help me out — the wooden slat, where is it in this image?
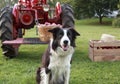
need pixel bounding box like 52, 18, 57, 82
89, 46, 94, 61
94, 56, 120, 62
90, 40, 120, 47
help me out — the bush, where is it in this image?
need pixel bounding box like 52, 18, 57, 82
112, 17, 120, 28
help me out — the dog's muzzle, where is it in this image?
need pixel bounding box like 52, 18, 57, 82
61, 40, 70, 51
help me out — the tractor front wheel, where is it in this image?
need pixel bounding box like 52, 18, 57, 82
0, 6, 18, 58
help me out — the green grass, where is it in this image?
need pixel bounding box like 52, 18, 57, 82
1, 18, 120, 84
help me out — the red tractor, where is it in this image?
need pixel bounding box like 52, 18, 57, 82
0, 0, 74, 58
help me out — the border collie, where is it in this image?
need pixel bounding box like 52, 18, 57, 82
36, 27, 80, 84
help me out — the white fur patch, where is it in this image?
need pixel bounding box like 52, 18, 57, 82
40, 68, 49, 84
60, 30, 70, 47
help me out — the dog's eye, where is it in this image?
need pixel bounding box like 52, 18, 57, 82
59, 32, 63, 36
58, 32, 63, 38
67, 32, 71, 37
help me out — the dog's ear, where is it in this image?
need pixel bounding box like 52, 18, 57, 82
69, 28, 80, 36
48, 27, 61, 33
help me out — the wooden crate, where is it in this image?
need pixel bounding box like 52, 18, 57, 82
89, 40, 120, 61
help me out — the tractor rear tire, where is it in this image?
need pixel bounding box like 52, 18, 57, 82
0, 6, 18, 58
61, 4, 75, 28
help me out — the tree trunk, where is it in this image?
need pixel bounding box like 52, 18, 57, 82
99, 16, 103, 24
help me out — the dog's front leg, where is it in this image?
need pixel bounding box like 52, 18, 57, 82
64, 68, 70, 84
40, 68, 49, 84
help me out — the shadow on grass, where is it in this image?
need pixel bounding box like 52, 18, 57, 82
14, 49, 46, 64
17, 51, 43, 60
12, 45, 48, 63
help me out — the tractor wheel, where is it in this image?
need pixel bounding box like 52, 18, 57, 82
0, 6, 18, 58
61, 4, 75, 28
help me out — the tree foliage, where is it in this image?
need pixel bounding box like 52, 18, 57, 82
112, 0, 120, 28
73, 0, 93, 19
73, 0, 119, 23
59, 0, 73, 5
0, 0, 17, 9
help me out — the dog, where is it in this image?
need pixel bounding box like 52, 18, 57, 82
36, 27, 80, 84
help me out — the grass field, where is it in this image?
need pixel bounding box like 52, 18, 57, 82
1, 18, 120, 84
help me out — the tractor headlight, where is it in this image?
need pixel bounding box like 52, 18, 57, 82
43, 5, 49, 12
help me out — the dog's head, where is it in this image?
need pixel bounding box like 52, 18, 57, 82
48, 27, 80, 51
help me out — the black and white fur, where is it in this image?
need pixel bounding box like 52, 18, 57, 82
36, 27, 80, 84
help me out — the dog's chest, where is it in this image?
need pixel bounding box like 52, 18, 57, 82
48, 52, 72, 83
49, 54, 72, 69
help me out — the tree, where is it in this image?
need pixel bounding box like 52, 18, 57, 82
91, 0, 119, 24
73, 0, 119, 24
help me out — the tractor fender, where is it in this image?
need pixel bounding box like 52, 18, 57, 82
12, 4, 19, 25
55, 2, 62, 17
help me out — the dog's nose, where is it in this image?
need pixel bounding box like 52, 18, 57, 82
63, 40, 68, 45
